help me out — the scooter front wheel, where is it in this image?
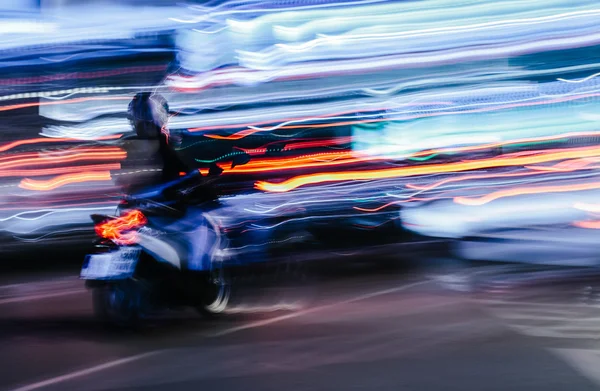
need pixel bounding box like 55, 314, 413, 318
197, 270, 231, 317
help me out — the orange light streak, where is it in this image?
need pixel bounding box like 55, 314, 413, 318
0, 146, 124, 161
19, 171, 112, 191
454, 181, 600, 206
0, 163, 120, 177
406, 171, 544, 192
573, 220, 600, 229
0, 149, 126, 169
255, 145, 600, 192
354, 200, 412, 212
406, 158, 600, 191
204, 128, 265, 140
214, 131, 600, 175
527, 157, 600, 171
408, 130, 600, 158
353, 196, 445, 213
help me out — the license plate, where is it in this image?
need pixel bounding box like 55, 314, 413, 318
80, 247, 141, 279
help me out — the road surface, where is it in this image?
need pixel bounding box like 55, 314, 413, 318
2, 262, 600, 391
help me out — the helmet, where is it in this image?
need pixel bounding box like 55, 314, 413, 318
127, 92, 169, 139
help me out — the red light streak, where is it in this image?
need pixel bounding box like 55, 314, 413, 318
95, 209, 147, 245
0, 65, 167, 86
218, 151, 367, 173
0, 200, 119, 211
0, 96, 129, 113
220, 145, 557, 176
0, 146, 124, 161
282, 137, 353, 150
0, 135, 122, 153
190, 104, 451, 135
191, 92, 600, 138
234, 136, 353, 155
214, 131, 600, 175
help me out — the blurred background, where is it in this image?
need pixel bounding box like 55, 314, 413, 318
4, 0, 600, 390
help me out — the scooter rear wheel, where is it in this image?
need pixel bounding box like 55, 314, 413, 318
93, 280, 146, 328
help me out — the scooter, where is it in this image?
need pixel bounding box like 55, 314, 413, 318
81, 169, 314, 327
80, 170, 235, 327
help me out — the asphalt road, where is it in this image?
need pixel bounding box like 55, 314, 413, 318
2, 263, 600, 391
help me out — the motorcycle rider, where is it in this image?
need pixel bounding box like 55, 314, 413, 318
122, 91, 222, 272
123, 91, 220, 202
128, 91, 186, 182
